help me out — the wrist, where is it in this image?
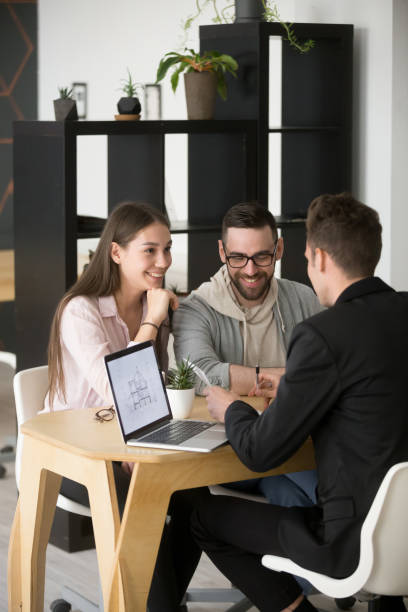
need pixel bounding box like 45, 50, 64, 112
145, 312, 163, 327
140, 321, 159, 331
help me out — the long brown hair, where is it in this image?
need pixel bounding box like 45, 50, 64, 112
48, 202, 170, 407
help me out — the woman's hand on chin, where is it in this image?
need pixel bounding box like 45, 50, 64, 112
146, 288, 179, 326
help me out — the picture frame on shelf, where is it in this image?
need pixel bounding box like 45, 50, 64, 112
72, 82, 87, 119
144, 84, 162, 120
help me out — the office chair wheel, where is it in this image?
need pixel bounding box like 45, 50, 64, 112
50, 599, 72, 612
335, 597, 356, 609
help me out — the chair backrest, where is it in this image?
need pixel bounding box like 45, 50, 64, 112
13, 365, 49, 487
361, 461, 408, 595
0, 351, 16, 371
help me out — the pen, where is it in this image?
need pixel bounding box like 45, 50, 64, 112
256, 364, 260, 390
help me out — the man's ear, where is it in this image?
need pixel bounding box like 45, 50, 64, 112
275, 237, 284, 262
218, 239, 226, 263
111, 242, 121, 264
314, 247, 327, 272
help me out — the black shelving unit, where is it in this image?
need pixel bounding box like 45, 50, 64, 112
13, 119, 257, 370
14, 23, 353, 370
200, 22, 353, 283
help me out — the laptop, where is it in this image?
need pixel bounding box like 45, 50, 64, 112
104, 340, 228, 453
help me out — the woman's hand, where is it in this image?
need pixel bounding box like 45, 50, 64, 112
145, 288, 179, 326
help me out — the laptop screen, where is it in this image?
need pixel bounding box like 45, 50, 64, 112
105, 341, 170, 438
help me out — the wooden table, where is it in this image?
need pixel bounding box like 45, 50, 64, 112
8, 396, 315, 611
0, 249, 14, 302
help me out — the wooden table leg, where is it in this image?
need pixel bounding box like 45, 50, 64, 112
18, 436, 62, 611
8, 499, 21, 611
108, 461, 180, 611
86, 460, 122, 611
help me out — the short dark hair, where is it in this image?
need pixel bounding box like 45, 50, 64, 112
222, 202, 278, 243
306, 193, 382, 278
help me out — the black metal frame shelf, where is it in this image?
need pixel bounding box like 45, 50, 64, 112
13, 119, 257, 369
13, 22, 353, 370
77, 215, 307, 240
268, 126, 341, 133
200, 21, 353, 284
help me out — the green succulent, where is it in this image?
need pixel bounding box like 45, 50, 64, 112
58, 87, 74, 99
167, 359, 196, 390
120, 69, 143, 98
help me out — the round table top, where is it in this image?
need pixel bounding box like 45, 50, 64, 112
21, 395, 267, 464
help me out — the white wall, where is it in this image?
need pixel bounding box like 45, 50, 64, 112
390, 0, 408, 290
39, 0, 408, 289
293, 0, 407, 288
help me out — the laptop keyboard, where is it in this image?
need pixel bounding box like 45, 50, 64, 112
138, 420, 214, 445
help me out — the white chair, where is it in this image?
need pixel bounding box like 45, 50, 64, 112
0, 351, 17, 474
262, 462, 408, 611
14, 366, 100, 612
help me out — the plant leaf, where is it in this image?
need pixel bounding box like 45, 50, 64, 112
156, 55, 183, 83
170, 63, 186, 92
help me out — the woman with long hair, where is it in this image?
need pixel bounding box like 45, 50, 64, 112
47, 201, 177, 412
46, 201, 208, 611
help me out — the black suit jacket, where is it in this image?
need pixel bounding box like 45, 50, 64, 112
225, 277, 408, 577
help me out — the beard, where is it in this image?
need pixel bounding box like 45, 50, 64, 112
229, 269, 272, 302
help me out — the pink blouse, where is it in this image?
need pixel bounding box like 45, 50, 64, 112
44, 294, 169, 412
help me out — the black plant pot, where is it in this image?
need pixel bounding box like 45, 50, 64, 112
235, 0, 265, 22
53, 98, 78, 121
117, 96, 141, 115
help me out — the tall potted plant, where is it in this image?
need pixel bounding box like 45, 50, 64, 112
156, 48, 238, 119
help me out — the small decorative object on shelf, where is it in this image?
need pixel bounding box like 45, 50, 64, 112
115, 69, 143, 121
71, 82, 87, 119
53, 87, 78, 121
234, 0, 264, 22
166, 359, 196, 419
144, 83, 162, 120
156, 48, 238, 119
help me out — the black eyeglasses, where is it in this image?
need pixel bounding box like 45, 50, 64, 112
223, 241, 278, 269
94, 406, 115, 423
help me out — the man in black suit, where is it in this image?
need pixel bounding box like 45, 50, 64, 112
192, 193, 408, 612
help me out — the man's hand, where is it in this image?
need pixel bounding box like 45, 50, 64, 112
203, 386, 240, 423
248, 371, 283, 408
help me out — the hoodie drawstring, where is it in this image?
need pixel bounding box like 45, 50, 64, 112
276, 297, 286, 333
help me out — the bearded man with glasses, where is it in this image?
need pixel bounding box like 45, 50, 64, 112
172, 202, 322, 517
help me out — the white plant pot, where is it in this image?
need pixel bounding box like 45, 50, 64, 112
166, 387, 195, 419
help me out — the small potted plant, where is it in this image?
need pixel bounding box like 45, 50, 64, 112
156, 48, 238, 120
53, 87, 78, 121
115, 69, 143, 120
166, 359, 196, 419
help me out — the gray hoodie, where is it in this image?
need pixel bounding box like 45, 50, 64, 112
172, 265, 323, 393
